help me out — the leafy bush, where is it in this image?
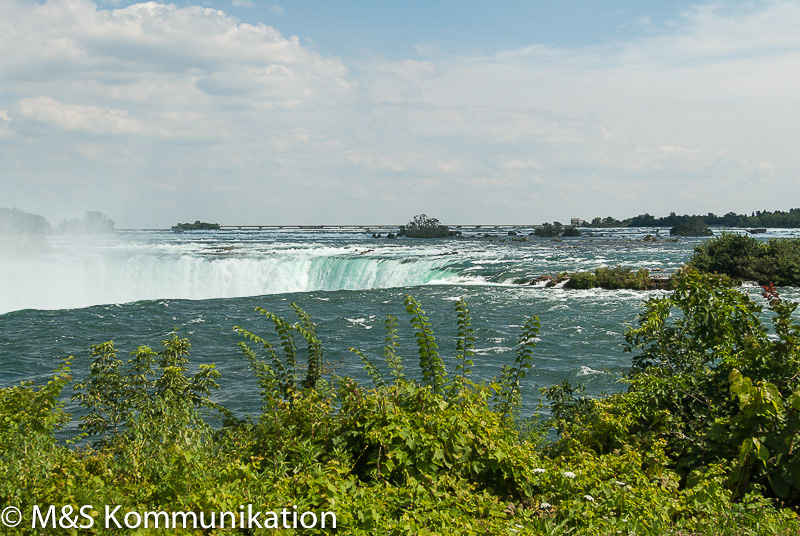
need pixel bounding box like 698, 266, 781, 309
552, 269, 800, 507
689, 232, 800, 285
72, 336, 223, 441
595, 266, 650, 289
565, 271, 597, 289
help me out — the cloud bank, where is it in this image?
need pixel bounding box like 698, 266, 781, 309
1, 0, 798, 226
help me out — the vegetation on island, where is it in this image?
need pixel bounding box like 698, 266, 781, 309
2, 273, 799, 534
522, 266, 671, 291
564, 266, 662, 290
534, 221, 581, 237
669, 217, 713, 236
687, 232, 800, 286
398, 214, 454, 238
171, 220, 221, 231
583, 208, 800, 229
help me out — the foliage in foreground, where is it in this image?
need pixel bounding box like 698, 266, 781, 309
1, 276, 799, 534
549, 270, 800, 506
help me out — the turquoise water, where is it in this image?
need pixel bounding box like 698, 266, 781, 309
2, 227, 798, 421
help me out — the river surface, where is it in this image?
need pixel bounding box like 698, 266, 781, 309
2, 226, 798, 422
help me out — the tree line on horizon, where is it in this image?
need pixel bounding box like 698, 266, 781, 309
582, 208, 800, 228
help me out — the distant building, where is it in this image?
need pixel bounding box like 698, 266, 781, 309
570, 218, 584, 227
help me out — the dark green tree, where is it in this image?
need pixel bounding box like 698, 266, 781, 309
399, 214, 451, 238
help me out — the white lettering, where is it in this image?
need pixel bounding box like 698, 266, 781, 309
172, 511, 197, 528
144, 510, 169, 528
264, 511, 279, 529
78, 505, 94, 529
124, 511, 141, 528
300, 511, 317, 529
322, 511, 337, 528
247, 504, 262, 529
105, 505, 122, 528
31, 505, 56, 528
219, 511, 235, 528
198, 511, 216, 529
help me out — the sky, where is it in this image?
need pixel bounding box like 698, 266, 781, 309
1, 0, 799, 228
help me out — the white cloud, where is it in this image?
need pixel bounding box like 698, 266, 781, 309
502, 159, 542, 170
1, 0, 799, 226
1, 0, 350, 110
435, 159, 462, 173
0, 110, 15, 140
17, 96, 145, 135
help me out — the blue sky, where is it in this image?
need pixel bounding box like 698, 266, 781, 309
1, 0, 798, 227
223, 1, 697, 56
103, 1, 699, 56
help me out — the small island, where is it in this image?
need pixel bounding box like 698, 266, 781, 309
534, 221, 581, 237
171, 221, 221, 231
398, 214, 456, 238
669, 217, 712, 236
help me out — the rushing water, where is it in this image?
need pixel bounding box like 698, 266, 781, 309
2, 226, 798, 421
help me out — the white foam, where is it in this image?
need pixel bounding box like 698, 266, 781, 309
475, 346, 513, 355
0, 235, 487, 313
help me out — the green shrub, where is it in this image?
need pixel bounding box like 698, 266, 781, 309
689, 232, 800, 285
171, 220, 220, 231
670, 217, 713, 236
554, 269, 800, 507
535, 221, 580, 237
398, 214, 452, 238
595, 266, 647, 289
564, 266, 652, 290
561, 226, 581, 237
566, 271, 597, 289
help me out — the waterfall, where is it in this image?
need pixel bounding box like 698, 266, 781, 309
0, 247, 474, 313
